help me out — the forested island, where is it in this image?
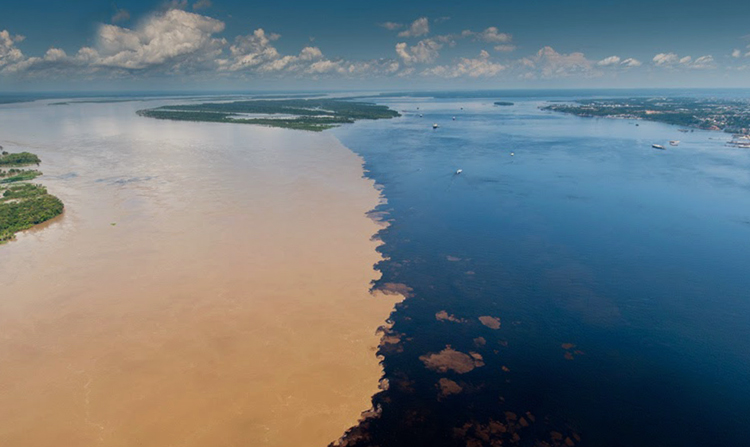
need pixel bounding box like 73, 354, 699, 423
542, 97, 750, 135
494, 101, 514, 106
0, 149, 63, 243
137, 98, 400, 131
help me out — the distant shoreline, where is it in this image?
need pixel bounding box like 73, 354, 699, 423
136, 98, 401, 132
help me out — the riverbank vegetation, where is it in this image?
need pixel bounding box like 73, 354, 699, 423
0, 151, 41, 166
0, 151, 63, 243
1, 169, 42, 183
137, 98, 400, 131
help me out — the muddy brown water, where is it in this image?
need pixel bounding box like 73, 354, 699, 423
0, 99, 399, 447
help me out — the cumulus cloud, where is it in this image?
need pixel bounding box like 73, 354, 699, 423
423, 50, 505, 78
0, 30, 25, 70
222, 28, 281, 71
596, 55, 621, 66
398, 17, 429, 38
94, 9, 226, 70
2, 8, 402, 81
4, 8, 717, 84
653, 52, 679, 66
732, 48, 742, 58
462, 27, 512, 44
395, 38, 443, 64
597, 55, 641, 68
193, 0, 212, 10
379, 22, 403, 31
691, 55, 714, 69
653, 52, 714, 69
520, 46, 593, 78
112, 8, 131, 23
220, 28, 399, 78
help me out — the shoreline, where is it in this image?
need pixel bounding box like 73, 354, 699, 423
0, 108, 404, 447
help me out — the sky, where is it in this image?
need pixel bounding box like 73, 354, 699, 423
1, 0, 750, 91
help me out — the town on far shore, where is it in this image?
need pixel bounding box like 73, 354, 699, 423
543, 97, 750, 147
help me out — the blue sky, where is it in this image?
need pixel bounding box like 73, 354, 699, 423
1, 0, 749, 90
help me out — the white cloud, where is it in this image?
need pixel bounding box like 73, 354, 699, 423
95, 9, 226, 70
112, 8, 131, 23
597, 55, 641, 68
652, 52, 714, 69
395, 38, 442, 64
221, 28, 398, 78
398, 17, 429, 38
299, 46, 323, 61
732, 48, 742, 58
423, 50, 505, 78
597, 55, 621, 66
653, 52, 679, 66
379, 22, 403, 31
520, 46, 594, 78
193, 0, 212, 10
4, 8, 725, 84
0, 30, 25, 69
691, 55, 714, 69
223, 28, 281, 71
44, 48, 67, 62
463, 27, 512, 44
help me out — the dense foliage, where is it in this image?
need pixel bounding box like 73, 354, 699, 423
0, 170, 42, 183
0, 152, 64, 243
137, 98, 400, 131
0, 152, 41, 166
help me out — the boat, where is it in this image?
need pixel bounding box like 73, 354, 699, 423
419, 114, 423, 117
669, 140, 680, 146
652, 144, 665, 150
433, 123, 439, 129
452, 116, 456, 121
455, 169, 462, 174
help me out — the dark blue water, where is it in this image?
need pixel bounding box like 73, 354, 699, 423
332, 95, 750, 447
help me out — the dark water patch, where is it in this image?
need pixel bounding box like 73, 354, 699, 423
332, 95, 750, 447
53, 172, 78, 180
94, 176, 154, 185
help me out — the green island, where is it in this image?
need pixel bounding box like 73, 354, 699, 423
136, 98, 400, 131
0, 150, 64, 243
494, 101, 515, 106
542, 97, 750, 135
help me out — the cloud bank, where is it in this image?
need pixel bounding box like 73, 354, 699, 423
0, 9, 734, 85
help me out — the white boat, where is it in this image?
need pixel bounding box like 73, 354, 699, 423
652, 144, 665, 150
669, 140, 680, 146
455, 169, 462, 174
433, 123, 439, 129
419, 114, 423, 117
452, 116, 456, 121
